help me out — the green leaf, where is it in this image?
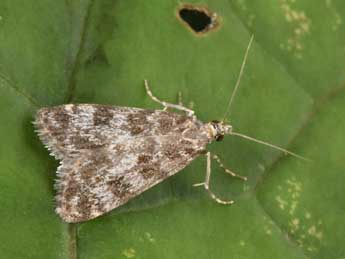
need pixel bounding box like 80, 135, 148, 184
0, 0, 344, 258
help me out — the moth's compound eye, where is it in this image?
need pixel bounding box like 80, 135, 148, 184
215, 134, 224, 142
211, 120, 220, 124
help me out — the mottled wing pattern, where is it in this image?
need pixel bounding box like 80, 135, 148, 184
35, 104, 210, 222
54, 135, 206, 222
35, 104, 175, 159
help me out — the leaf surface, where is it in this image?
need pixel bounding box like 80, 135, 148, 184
0, 0, 344, 258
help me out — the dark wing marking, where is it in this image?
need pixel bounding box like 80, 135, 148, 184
34, 104, 194, 160
56, 133, 208, 223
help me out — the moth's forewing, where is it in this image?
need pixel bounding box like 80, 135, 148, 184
35, 104, 209, 222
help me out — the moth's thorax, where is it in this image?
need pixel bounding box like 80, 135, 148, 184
205, 120, 232, 142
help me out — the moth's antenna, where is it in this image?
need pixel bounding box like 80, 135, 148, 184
223, 35, 254, 122
230, 131, 311, 162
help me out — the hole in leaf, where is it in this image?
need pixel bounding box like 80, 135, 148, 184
177, 5, 218, 34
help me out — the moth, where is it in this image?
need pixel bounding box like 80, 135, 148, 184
34, 36, 305, 223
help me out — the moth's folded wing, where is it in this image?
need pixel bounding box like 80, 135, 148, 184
34, 104, 115, 159
56, 135, 206, 223
34, 104, 190, 160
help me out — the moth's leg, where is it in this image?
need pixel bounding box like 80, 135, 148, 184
178, 91, 183, 106
212, 154, 247, 181
178, 91, 195, 110
193, 152, 234, 205
144, 79, 195, 117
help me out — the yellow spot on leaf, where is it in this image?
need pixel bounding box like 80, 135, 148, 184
308, 225, 323, 240
122, 248, 136, 258
145, 232, 156, 243
276, 195, 288, 210
279, 0, 311, 58
325, 0, 343, 31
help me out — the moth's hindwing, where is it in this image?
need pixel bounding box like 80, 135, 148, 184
35, 104, 209, 222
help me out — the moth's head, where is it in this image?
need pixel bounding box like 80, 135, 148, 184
208, 120, 233, 142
